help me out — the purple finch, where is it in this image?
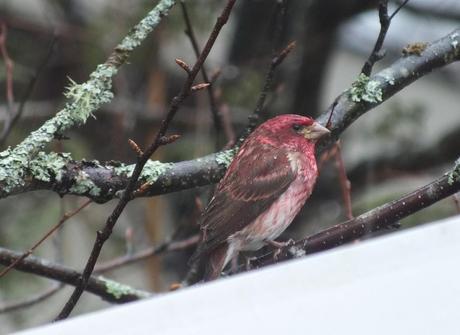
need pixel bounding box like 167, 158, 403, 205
188, 114, 329, 282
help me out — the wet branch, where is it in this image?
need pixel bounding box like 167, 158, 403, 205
55, 0, 237, 320
0, 247, 150, 304
254, 163, 460, 266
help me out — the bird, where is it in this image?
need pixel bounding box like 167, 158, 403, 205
187, 114, 330, 283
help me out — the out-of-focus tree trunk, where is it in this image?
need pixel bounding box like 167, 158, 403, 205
291, 0, 377, 116
227, 0, 376, 118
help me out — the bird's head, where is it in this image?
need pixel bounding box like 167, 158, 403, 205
255, 114, 330, 151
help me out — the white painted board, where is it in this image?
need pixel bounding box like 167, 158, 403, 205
16, 215, 460, 335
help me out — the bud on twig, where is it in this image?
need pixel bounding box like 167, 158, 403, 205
272, 41, 296, 67
159, 134, 181, 146
133, 181, 151, 197
191, 82, 210, 92
175, 58, 191, 74
128, 139, 143, 156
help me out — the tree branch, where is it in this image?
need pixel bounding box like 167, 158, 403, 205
0, 37, 56, 147
0, 247, 150, 303
180, 1, 224, 146
0, 283, 63, 313
0, 0, 176, 198
317, 28, 460, 148
253, 159, 460, 267
55, 0, 237, 320
1, 29, 458, 202
360, 0, 408, 76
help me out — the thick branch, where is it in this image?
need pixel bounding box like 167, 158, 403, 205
55, 0, 237, 320
1, 30, 459, 201
317, 28, 460, 147
0, 0, 176, 197
254, 161, 460, 266
0, 247, 150, 303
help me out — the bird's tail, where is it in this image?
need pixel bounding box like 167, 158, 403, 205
182, 248, 205, 286
182, 244, 228, 286
203, 244, 228, 281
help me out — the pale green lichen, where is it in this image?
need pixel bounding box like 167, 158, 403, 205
117, 0, 175, 51
0, 0, 176, 197
0, 148, 28, 194
113, 160, 172, 184
63, 75, 114, 124
349, 73, 383, 103
28, 152, 72, 182
447, 158, 460, 185
215, 148, 236, 167
69, 170, 102, 197
100, 277, 151, 300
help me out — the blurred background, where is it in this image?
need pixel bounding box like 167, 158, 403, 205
0, 0, 459, 332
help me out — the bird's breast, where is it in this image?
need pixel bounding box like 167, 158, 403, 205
230, 151, 318, 251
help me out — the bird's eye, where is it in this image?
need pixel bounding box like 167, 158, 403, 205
292, 124, 302, 132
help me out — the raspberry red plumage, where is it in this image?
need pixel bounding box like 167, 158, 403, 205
189, 114, 329, 281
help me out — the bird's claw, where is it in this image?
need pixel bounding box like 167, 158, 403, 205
266, 239, 295, 261
266, 238, 295, 249
245, 256, 258, 271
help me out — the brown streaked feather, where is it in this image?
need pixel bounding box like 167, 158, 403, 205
191, 143, 296, 262
203, 244, 229, 281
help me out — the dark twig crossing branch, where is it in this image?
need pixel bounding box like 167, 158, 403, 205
180, 1, 225, 146
2, 29, 459, 202
242, 40, 296, 142
361, 0, 410, 76
55, 0, 237, 320
0, 199, 92, 279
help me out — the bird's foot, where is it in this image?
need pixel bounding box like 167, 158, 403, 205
245, 256, 258, 271
231, 256, 239, 274
266, 239, 295, 260
266, 238, 295, 249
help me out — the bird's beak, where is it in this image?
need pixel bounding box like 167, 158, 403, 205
301, 122, 330, 140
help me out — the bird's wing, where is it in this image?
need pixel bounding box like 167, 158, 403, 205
197, 143, 296, 257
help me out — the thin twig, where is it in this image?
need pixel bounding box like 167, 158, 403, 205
2, 29, 460, 202
55, 0, 237, 320
390, 0, 411, 20
242, 40, 296, 142
333, 142, 353, 219
0, 23, 14, 113
95, 234, 199, 273
180, 1, 225, 147
360, 0, 411, 76
240, 0, 291, 139
0, 283, 64, 314
0, 37, 56, 146
0, 199, 92, 278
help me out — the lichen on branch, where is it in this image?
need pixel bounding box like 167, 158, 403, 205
0, 0, 176, 197
349, 73, 383, 103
